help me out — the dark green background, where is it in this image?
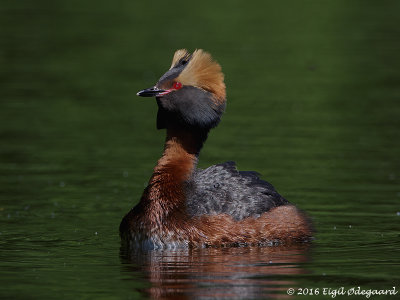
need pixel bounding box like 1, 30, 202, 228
1, 0, 399, 299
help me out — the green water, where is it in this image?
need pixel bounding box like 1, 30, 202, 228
1, 0, 399, 299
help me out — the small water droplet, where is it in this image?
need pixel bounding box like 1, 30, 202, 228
349, 225, 352, 229
51, 212, 55, 218
59, 181, 65, 187
24, 205, 30, 210
95, 232, 98, 235
396, 212, 400, 216
322, 273, 326, 276
333, 226, 336, 230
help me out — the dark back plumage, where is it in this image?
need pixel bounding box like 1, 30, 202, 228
186, 161, 288, 221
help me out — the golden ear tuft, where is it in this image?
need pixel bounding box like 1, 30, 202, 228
174, 49, 226, 103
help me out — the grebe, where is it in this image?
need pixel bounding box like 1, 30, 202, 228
120, 49, 312, 249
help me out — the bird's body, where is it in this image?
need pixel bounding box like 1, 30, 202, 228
120, 49, 312, 250
187, 161, 289, 221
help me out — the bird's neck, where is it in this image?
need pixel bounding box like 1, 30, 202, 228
163, 125, 208, 161
143, 126, 209, 209
155, 130, 201, 181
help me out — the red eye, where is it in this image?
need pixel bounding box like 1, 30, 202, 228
173, 82, 182, 90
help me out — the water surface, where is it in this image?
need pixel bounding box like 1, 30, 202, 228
1, 0, 399, 299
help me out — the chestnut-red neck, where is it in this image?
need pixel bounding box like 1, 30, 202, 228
141, 127, 208, 218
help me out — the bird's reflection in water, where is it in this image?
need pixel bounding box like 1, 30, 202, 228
120, 244, 311, 299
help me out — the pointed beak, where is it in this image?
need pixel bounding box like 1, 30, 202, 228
137, 86, 168, 97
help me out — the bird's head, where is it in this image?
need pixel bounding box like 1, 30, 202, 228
137, 49, 226, 130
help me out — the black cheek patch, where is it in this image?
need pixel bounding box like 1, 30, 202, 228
156, 98, 168, 129
177, 88, 225, 130
155, 87, 226, 131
